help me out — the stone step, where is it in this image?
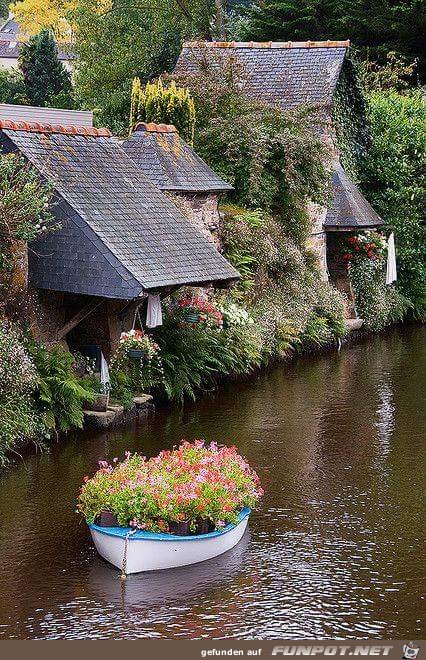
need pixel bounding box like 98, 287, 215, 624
345, 318, 364, 331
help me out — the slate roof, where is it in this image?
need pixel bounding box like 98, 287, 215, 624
0, 120, 239, 298
324, 164, 383, 230
175, 40, 349, 110
122, 122, 233, 193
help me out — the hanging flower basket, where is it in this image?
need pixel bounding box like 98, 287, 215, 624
118, 330, 160, 361
177, 294, 223, 328
185, 311, 200, 324
127, 348, 147, 359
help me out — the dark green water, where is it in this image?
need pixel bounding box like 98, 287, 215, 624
0, 326, 424, 639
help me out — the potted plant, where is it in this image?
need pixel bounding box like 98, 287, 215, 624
96, 509, 119, 527
341, 230, 386, 265
81, 375, 110, 412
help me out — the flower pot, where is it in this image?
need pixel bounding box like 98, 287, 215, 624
195, 518, 215, 535
185, 311, 200, 324
85, 393, 109, 413
96, 509, 119, 527
168, 520, 191, 536
127, 348, 146, 359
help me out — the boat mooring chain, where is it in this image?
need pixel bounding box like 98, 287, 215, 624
121, 528, 137, 580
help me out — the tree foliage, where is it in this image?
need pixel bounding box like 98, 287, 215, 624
0, 153, 56, 313
235, 0, 425, 80
361, 91, 426, 316
71, 0, 215, 133
10, 0, 74, 39
0, 69, 28, 105
130, 78, 195, 143
19, 29, 74, 107
174, 54, 330, 245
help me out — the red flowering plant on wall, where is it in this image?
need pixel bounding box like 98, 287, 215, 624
176, 290, 223, 328
341, 230, 386, 264
78, 440, 263, 534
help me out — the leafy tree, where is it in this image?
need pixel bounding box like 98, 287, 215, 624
238, 0, 340, 42
19, 29, 74, 107
0, 0, 9, 18
130, 77, 195, 142
0, 69, 28, 105
237, 0, 425, 80
0, 153, 56, 313
10, 0, 74, 39
71, 0, 216, 133
361, 91, 426, 316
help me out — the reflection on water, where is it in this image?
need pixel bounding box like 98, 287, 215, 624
0, 326, 424, 639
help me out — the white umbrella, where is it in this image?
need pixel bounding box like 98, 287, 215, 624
386, 232, 397, 285
100, 352, 110, 393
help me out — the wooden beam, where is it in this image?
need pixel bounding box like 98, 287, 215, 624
55, 299, 104, 341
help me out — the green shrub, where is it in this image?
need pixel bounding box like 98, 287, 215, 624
28, 343, 98, 434
174, 56, 330, 245
0, 320, 45, 465
361, 90, 426, 317
349, 257, 412, 331
130, 77, 195, 143
109, 370, 134, 410
0, 68, 28, 105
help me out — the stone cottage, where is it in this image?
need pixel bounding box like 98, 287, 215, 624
175, 40, 383, 289
122, 122, 233, 246
0, 104, 239, 358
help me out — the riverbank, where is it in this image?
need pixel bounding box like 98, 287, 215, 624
0, 318, 415, 470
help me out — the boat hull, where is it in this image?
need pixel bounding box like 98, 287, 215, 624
89, 508, 250, 574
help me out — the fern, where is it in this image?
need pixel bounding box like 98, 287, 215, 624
28, 343, 98, 434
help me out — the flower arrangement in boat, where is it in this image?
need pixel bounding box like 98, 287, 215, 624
78, 440, 263, 535
177, 293, 223, 328
341, 230, 386, 263
118, 329, 160, 359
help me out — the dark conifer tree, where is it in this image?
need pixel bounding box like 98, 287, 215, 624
19, 30, 73, 108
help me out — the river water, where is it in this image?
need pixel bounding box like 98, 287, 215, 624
0, 326, 424, 640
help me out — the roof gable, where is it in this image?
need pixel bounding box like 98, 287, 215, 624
122, 122, 233, 193
175, 40, 349, 110
324, 164, 383, 229
1, 123, 238, 296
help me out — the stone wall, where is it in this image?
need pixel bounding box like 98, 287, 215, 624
170, 191, 222, 248
307, 201, 328, 280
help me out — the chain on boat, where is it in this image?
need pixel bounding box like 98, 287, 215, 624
121, 528, 137, 579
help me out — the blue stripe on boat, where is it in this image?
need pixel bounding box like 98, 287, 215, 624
89, 507, 251, 541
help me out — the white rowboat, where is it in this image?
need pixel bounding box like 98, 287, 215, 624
89, 508, 251, 574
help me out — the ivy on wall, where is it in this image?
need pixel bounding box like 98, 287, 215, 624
332, 56, 371, 181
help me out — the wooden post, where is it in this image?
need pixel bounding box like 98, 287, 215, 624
54, 299, 104, 341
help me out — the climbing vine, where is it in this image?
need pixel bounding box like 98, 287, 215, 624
332, 56, 370, 181
0, 153, 57, 312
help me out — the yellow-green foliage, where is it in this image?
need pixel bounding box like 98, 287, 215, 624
130, 77, 195, 143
